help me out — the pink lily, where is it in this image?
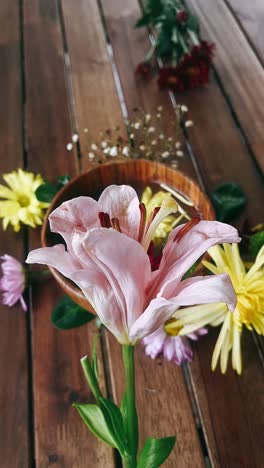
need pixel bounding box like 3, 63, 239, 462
26, 185, 240, 344
45, 184, 178, 253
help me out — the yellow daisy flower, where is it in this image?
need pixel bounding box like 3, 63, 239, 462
141, 186, 185, 244
0, 169, 49, 232
173, 243, 264, 375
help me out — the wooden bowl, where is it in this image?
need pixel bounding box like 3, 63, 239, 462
41, 160, 215, 311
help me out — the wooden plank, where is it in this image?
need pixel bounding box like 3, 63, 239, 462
0, 2, 30, 467
185, 0, 264, 173
23, 0, 114, 466
225, 0, 264, 64
100, 0, 264, 466
60, 0, 126, 169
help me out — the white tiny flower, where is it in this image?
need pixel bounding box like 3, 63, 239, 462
176, 150, 184, 157
66, 143, 73, 151
168, 137, 173, 142
88, 152, 95, 159
161, 151, 170, 158
157, 106, 163, 112
122, 146, 129, 157
175, 142, 181, 149
83, 128, 88, 133
159, 134, 164, 140
148, 127, 155, 133
145, 114, 151, 122
139, 145, 145, 151
156, 113, 161, 118
130, 133, 135, 139
151, 140, 157, 145
91, 143, 98, 150
101, 141, 107, 148
181, 105, 188, 113
109, 146, 118, 157
72, 133, 79, 143
103, 147, 110, 154
134, 122, 140, 129
171, 161, 178, 168
185, 120, 194, 128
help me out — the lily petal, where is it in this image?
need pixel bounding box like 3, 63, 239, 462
82, 228, 151, 333
49, 196, 100, 247
26, 245, 81, 278
172, 274, 237, 311
130, 297, 177, 343
72, 269, 126, 344
154, 221, 240, 298
98, 185, 140, 239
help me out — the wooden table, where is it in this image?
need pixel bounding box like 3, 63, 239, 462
1, 0, 264, 466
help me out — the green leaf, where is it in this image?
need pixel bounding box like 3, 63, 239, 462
187, 15, 199, 32
210, 183, 246, 222
182, 260, 199, 279
99, 397, 128, 455
92, 336, 100, 381
51, 295, 94, 330
74, 403, 117, 448
120, 391, 127, 424
35, 182, 57, 203
156, 28, 173, 57
57, 174, 70, 188
135, 14, 152, 28
146, 0, 163, 17
137, 436, 176, 468
249, 231, 264, 258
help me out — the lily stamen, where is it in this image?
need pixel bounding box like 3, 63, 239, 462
173, 216, 200, 243
111, 217, 122, 232
142, 198, 178, 251
99, 211, 111, 228
138, 203, 147, 243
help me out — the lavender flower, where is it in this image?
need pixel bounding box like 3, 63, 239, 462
0, 255, 27, 311
142, 325, 207, 365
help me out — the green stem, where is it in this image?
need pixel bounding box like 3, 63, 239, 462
122, 345, 138, 468
145, 41, 156, 62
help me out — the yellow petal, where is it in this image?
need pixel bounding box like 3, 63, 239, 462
0, 184, 17, 200
232, 323, 242, 374
0, 200, 20, 217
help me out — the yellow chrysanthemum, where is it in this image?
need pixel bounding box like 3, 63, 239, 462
173, 243, 264, 375
0, 169, 49, 232
141, 186, 182, 244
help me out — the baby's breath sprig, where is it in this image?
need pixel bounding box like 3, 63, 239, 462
66, 105, 194, 168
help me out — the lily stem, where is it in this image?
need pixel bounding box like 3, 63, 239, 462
122, 345, 138, 468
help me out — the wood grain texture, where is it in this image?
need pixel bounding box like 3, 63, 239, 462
23, 0, 113, 465
185, 0, 264, 173
60, 0, 126, 169
225, 0, 264, 64
0, 2, 29, 467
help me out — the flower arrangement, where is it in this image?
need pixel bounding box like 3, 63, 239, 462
135, 0, 215, 91
26, 184, 240, 466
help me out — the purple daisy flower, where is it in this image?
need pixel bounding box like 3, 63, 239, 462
142, 325, 207, 365
0, 255, 27, 311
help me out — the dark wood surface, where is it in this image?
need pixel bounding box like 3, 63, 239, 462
0, 0, 263, 467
